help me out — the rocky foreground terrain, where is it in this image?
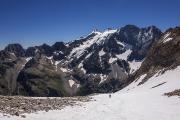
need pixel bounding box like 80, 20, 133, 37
0, 95, 91, 117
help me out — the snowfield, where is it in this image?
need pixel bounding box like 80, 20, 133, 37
1, 66, 180, 120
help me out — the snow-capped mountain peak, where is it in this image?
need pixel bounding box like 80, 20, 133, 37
68, 29, 117, 59
0, 25, 165, 96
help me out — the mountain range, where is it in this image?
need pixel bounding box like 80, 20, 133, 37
0, 25, 179, 97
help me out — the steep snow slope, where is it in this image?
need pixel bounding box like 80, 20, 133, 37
2, 66, 180, 120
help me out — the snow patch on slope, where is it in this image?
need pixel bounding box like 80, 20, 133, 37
46, 56, 53, 64
164, 38, 173, 43
163, 32, 173, 43
60, 67, 68, 72
68, 80, 75, 87
116, 41, 125, 47
123, 66, 180, 94
108, 49, 132, 64
116, 49, 132, 60
128, 60, 142, 73
78, 62, 86, 73
69, 33, 101, 59
68, 79, 80, 88
69, 29, 117, 59
25, 57, 32, 62
109, 57, 117, 64
99, 49, 106, 56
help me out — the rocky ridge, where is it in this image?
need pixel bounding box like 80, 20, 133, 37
0, 25, 163, 96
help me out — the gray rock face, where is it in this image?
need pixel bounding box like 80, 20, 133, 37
0, 25, 163, 96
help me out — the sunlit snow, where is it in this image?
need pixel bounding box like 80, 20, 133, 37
69, 29, 117, 59
163, 32, 173, 43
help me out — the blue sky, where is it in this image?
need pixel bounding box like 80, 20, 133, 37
0, 0, 179, 49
